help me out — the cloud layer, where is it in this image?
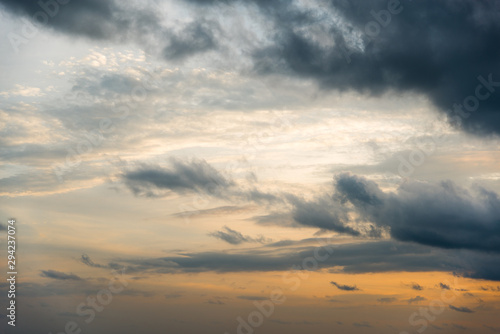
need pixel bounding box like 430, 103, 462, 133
3, 0, 500, 135
335, 173, 500, 253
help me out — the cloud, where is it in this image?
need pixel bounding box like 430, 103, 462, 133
290, 196, 361, 236
209, 226, 271, 245
0, 0, 221, 61
80, 254, 124, 271
0, 223, 6, 232
334, 173, 500, 253
449, 305, 474, 313
81, 254, 107, 268
124, 160, 361, 236
40, 270, 82, 281
377, 297, 397, 303
164, 293, 183, 299
122, 159, 233, 197
330, 281, 360, 291
439, 283, 451, 290
4, 0, 499, 136
237, 295, 267, 301
248, 0, 500, 136
95, 239, 500, 281
162, 20, 218, 60
0, 0, 159, 40
410, 283, 424, 291
406, 296, 427, 304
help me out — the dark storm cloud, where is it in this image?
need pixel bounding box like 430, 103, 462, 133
40, 270, 82, 281
334, 173, 500, 253
248, 0, 500, 136
449, 305, 474, 313
209, 226, 270, 245
330, 281, 360, 291
4, 0, 499, 135
122, 159, 233, 197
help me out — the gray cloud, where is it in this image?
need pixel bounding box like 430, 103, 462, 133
209, 226, 270, 245
248, 0, 500, 136
40, 270, 82, 281
449, 305, 474, 313
0, 0, 163, 43
80, 254, 124, 271
162, 20, 218, 60
330, 281, 359, 291
122, 159, 233, 198
334, 173, 500, 253
0, 0, 218, 61
410, 283, 424, 291
120, 166, 500, 280
95, 239, 500, 281
124, 160, 362, 236
439, 283, 451, 290
290, 196, 360, 236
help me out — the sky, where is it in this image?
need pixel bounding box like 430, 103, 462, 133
1, 0, 500, 333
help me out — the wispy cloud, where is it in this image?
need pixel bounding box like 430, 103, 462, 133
330, 281, 360, 291
209, 226, 271, 245
449, 305, 475, 313
40, 270, 82, 281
